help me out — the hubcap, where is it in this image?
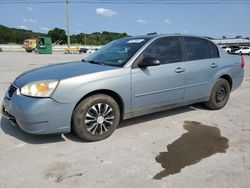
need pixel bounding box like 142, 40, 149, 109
97, 116, 104, 124
215, 86, 226, 103
85, 103, 114, 135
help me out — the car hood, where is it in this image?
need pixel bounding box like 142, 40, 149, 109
13, 61, 117, 88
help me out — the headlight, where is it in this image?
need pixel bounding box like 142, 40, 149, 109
20, 80, 59, 98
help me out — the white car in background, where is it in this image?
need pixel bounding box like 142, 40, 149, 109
221, 46, 231, 53
235, 46, 250, 56
87, 49, 97, 53
221, 45, 240, 54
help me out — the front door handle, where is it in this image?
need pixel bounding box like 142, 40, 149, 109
175, 67, 185, 73
210, 63, 218, 68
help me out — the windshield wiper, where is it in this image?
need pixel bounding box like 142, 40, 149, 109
81, 59, 101, 65
88, 60, 107, 66
82, 59, 114, 67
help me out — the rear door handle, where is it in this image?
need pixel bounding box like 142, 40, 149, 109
210, 63, 218, 68
175, 67, 185, 73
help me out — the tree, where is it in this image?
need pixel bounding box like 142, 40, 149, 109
147, 32, 157, 35
48, 28, 67, 43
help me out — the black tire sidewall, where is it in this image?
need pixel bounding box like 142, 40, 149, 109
72, 94, 120, 141
208, 79, 230, 110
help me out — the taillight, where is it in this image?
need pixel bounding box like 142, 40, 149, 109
241, 56, 245, 68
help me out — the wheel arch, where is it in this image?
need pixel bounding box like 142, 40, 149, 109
219, 74, 233, 90
73, 89, 125, 120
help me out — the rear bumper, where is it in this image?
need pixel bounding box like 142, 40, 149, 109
232, 69, 244, 92
1, 92, 75, 135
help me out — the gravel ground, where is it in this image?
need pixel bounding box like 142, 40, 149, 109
0, 52, 250, 188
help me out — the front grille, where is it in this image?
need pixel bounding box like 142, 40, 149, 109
8, 84, 17, 98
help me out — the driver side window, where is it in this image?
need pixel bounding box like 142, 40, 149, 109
143, 37, 182, 65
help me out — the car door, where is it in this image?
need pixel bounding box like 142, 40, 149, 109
182, 37, 220, 102
131, 37, 186, 113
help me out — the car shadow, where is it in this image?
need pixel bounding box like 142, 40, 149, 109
119, 105, 201, 129
64, 104, 203, 143
0, 117, 65, 144
0, 103, 205, 144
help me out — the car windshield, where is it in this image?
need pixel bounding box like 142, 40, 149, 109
85, 37, 150, 67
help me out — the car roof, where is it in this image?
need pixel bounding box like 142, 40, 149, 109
127, 34, 207, 39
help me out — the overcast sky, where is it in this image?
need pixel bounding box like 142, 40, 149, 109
0, 2, 249, 38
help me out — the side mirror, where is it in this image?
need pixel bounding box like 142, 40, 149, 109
138, 57, 160, 68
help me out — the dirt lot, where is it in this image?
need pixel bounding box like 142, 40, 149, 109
0, 52, 250, 188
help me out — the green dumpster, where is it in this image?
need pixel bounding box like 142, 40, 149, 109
36, 37, 52, 54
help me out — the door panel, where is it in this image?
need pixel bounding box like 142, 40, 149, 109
182, 37, 220, 102
131, 63, 185, 112
130, 36, 186, 113
183, 59, 219, 102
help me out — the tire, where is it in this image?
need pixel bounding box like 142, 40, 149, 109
205, 78, 230, 110
72, 94, 120, 141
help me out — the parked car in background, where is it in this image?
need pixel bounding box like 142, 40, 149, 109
229, 46, 241, 54
86, 49, 96, 53
2, 35, 244, 141
235, 46, 250, 56
221, 45, 231, 53
79, 47, 88, 53
221, 45, 240, 54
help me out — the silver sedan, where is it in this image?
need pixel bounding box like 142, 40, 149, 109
2, 35, 244, 141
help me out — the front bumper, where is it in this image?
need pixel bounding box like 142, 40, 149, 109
2, 91, 75, 135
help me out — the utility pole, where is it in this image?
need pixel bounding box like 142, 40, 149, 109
66, 0, 70, 48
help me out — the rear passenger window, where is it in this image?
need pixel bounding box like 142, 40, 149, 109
143, 37, 182, 64
208, 42, 219, 58
184, 37, 210, 61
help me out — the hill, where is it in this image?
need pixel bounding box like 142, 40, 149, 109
0, 24, 128, 45
0, 25, 46, 44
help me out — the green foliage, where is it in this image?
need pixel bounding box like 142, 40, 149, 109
147, 32, 157, 35
72, 31, 128, 45
0, 24, 129, 45
48, 28, 67, 43
0, 25, 46, 44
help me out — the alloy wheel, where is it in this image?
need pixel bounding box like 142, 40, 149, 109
85, 103, 114, 135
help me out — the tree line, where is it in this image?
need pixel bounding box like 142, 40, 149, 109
1, 24, 249, 45
0, 24, 128, 45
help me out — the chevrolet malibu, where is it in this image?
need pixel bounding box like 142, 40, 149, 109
2, 35, 244, 141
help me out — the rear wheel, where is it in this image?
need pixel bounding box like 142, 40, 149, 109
72, 94, 120, 141
205, 78, 230, 110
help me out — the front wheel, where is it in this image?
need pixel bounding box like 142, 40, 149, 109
72, 94, 120, 141
205, 78, 230, 110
